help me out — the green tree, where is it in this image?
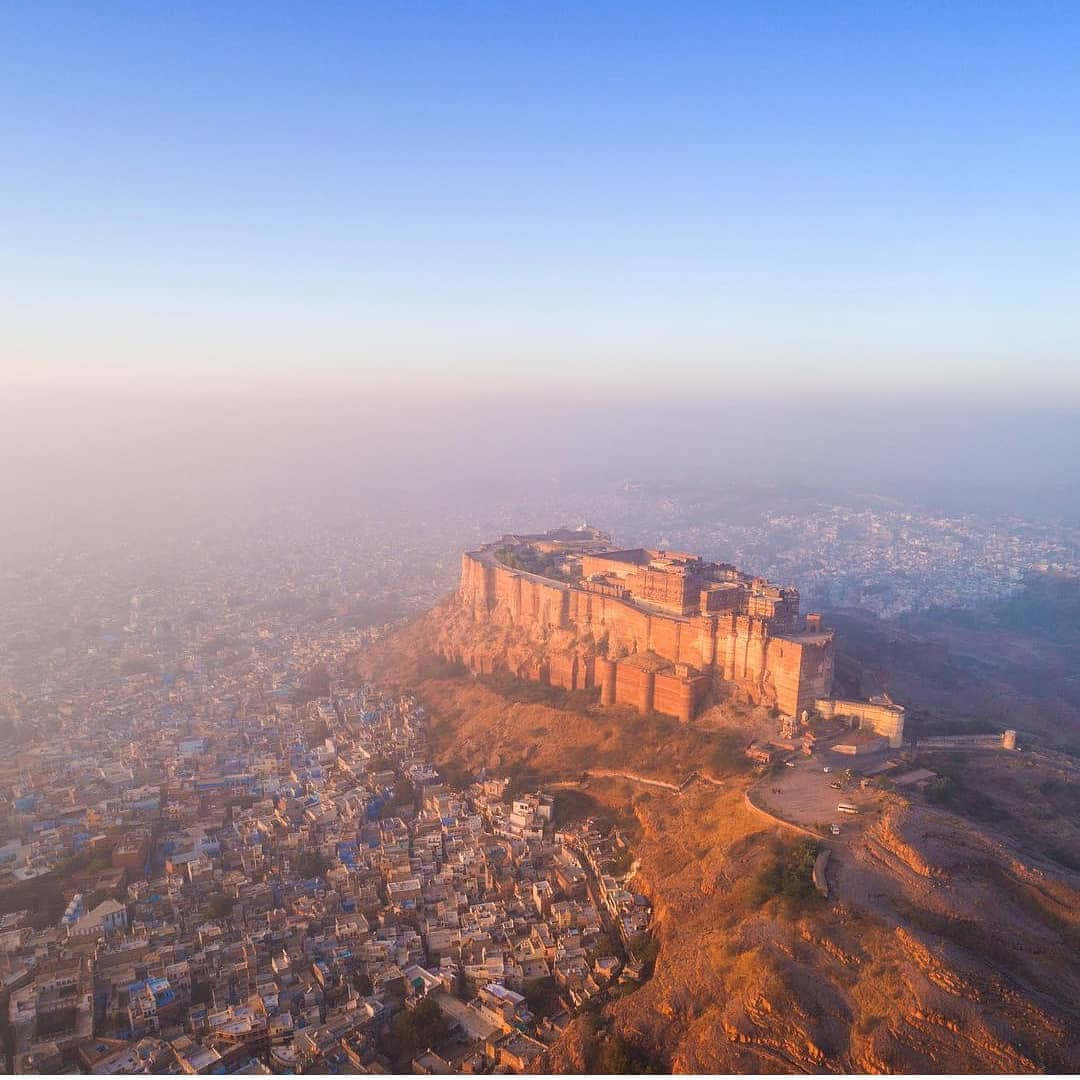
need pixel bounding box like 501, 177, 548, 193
305, 719, 330, 748
293, 851, 331, 879
394, 775, 417, 807
631, 932, 660, 973
595, 1033, 660, 1074
607, 847, 633, 876
710, 732, 746, 774
206, 892, 234, 919
392, 997, 449, 1058
748, 839, 820, 910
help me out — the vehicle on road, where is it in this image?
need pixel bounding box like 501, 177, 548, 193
823, 766, 832, 773
829, 824, 841, 835
837, 802, 858, 814
784, 761, 795, 768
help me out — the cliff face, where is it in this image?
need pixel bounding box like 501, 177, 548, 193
349, 614, 1080, 1075
437, 586, 601, 690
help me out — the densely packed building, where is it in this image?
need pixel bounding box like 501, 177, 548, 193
0, 683, 648, 1074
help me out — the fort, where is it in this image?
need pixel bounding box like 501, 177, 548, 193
448, 526, 836, 722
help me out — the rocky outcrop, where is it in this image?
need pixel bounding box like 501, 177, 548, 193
867, 805, 947, 879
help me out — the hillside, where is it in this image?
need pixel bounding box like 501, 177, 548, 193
348, 603, 1080, 1073
831, 573, 1080, 750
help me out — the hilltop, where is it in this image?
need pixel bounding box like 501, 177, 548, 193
347, 602, 1080, 1073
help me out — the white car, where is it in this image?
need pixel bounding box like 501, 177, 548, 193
823, 766, 832, 774
829, 824, 840, 835
785, 761, 796, 768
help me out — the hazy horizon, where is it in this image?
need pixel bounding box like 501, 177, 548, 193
4, 2, 1080, 589
3, 386, 1079, 553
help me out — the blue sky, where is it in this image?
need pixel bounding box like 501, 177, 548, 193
3, 1, 1078, 399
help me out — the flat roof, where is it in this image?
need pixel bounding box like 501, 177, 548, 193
583, 548, 651, 565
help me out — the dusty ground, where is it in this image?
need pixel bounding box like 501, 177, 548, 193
749, 752, 887, 832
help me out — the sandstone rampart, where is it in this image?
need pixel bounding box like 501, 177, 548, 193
450, 545, 835, 721
815, 697, 905, 747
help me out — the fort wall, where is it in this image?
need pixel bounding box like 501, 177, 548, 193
457, 550, 835, 722
815, 697, 904, 748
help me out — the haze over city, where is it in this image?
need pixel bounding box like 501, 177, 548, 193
2, 3, 1080, 1077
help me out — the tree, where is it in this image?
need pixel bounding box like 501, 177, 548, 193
710, 732, 746, 774
747, 839, 820, 910
392, 997, 449, 1059
305, 719, 330, 748
206, 892, 234, 919
119, 655, 155, 676
304, 663, 332, 698
594, 1033, 660, 1074
607, 847, 633, 876
522, 978, 562, 1019
631, 932, 660, 973
394, 776, 417, 808
588, 931, 619, 959
85, 887, 112, 911
293, 851, 331, 880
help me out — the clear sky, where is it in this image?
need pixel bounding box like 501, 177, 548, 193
2, 1, 1079, 401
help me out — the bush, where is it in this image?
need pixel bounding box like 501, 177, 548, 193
710, 732, 747, 775
748, 839, 820, 910
594, 1033, 662, 1074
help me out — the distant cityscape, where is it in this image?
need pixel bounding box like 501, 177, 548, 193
0, 471, 1077, 1072
4, 483, 1079, 741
